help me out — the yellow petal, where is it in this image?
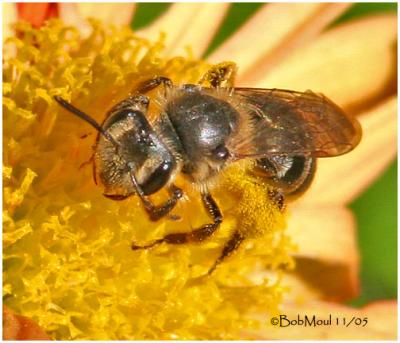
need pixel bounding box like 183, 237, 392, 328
299, 96, 397, 205
287, 204, 358, 268
243, 300, 397, 339
3, 3, 17, 40
58, 3, 92, 37
59, 3, 135, 36
76, 3, 136, 26
247, 14, 397, 109
209, 3, 349, 76
285, 204, 359, 300
136, 3, 229, 57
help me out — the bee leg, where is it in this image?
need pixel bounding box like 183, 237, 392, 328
136, 76, 172, 95
145, 185, 183, 221
267, 189, 286, 211
207, 230, 244, 275
127, 165, 182, 221
131, 192, 222, 250
199, 62, 237, 88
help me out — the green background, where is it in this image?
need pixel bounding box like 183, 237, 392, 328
131, 3, 397, 306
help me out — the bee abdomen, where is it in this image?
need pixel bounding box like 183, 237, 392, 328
253, 155, 316, 197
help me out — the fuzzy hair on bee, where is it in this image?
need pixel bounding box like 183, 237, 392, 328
54, 62, 361, 274
153, 83, 256, 190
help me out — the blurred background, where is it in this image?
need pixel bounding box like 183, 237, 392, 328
133, 2, 397, 306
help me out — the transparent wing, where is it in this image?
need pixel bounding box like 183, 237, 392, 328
228, 88, 362, 159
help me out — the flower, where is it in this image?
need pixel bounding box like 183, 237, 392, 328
3, 3, 397, 340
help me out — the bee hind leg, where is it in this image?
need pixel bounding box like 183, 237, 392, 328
131, 192, 222, 250
207, 230, 244, 275
267, 189, 286, 211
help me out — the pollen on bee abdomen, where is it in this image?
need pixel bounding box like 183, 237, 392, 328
217, 163, 287, 239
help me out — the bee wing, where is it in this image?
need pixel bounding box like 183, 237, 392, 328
228, 88, 362, 159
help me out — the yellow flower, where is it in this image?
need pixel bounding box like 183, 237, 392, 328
3, 3, 397, 340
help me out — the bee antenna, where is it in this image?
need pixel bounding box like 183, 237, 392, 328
53, 96, 120, 148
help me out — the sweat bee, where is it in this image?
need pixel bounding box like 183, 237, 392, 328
54, 63, 362, 274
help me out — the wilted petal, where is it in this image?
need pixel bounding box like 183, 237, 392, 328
299, 96, 397, 205
248, 14, 397, 109
136, 3, 229, 57
243, 300, 397, 339
285, 204, 359, 301
210, 3, 349, 79
3, 306, 50, 340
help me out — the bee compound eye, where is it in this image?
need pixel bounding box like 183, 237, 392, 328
140, 160, 174, 196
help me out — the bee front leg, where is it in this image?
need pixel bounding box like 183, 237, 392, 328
136, 76, 172, 95
131, 192, 222, 250
199, 62, 237, 88
128, 165, 183, 221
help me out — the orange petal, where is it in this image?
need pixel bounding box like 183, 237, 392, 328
136, 3, 229, 57
298, 96, 397, 205
209, 3, 349, 76
243, 300, 397, 339
285, 204, 359, 301
248, 14, 397, 109
16, 3, 59, 28
3, 306, 51, 340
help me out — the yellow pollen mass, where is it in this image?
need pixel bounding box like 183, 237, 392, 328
3, 20, 294, 339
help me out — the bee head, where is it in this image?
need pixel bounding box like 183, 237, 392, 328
90, 103, 177, 196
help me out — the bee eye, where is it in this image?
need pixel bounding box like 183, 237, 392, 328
212, 145, 230, 161
140, 160, 174, 195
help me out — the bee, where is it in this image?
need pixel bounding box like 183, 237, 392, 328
54, 63, 361, 274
